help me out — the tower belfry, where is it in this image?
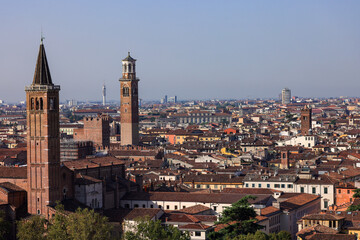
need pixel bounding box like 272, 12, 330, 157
119, 52, 139, 145
25, 39, 61, 216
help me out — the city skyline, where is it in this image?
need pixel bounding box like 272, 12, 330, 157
1, 1, 360, 103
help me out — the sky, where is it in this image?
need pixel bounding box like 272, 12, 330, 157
0, 0, 360, 103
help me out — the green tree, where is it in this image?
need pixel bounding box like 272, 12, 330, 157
347, 204, 360, 211
47, 204, 70, 240
0, 210, 11, 240
123, 217, 190, 240
269, 231, 291, 240
17, 215, 47, 240
66, 208, 112, 240
209, 196, 262, 240
17, 205, 113, 240
353, 189, 360, 198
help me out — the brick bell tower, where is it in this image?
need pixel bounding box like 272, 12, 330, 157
119, 52, 139, 145
25, 39, 61, 216
301, 105, 312, 135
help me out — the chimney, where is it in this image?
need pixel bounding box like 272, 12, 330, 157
272, 201, 280, 209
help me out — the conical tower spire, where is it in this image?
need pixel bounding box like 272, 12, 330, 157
32, 39, 53, 85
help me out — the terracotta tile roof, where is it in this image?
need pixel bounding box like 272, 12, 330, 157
0, 182, 26, 193
124, 208, 162, 220
178, 223, 212, 230
302, 213, 344, 221
164, 213, 216, 224
280, 193, 320, 211
63, 156, 124, 170
0, 166, 26, 179
255, 215, 268, 222
174, 204, 211, 214
74, 174, 102, 185
308, 233, 356, 240
214, 221, 238, 232
260, 206, 281, 216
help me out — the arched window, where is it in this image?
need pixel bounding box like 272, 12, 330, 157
132, 86, 137, 95
49, 98, 54, 110
128, 64, 132, 72
123, 64, 126, 73
35, 98, 39, 110
123, 87, 129, 97
31, 98, 34, 110
39, 98, 43, 110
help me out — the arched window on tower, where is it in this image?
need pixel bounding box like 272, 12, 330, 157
123, 87, 129, 97
132, 86, 137, 95
49, 98, 54, 110
39, 98, 43, 110
31, 98, 34, 110
123, 64, 126, 73
35, 98, 39, 110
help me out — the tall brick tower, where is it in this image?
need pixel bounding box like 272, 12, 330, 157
301, 105, 312, 135
25, 39, 61, 216
119, 52, 139, 145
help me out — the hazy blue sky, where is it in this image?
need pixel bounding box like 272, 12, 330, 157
0, 0, 359, 103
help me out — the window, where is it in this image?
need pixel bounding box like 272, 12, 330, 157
348, 190, 350, 194
258, 184, 262, 188
324, 187, 328, 194
196, 185, 200, 188
134, 204, 139, 208
123, 87, 129, 97
159, 205, 162, 209
338, 189, 341, 194
324, 201, 328, 208
300, 187, 304, 193
142, 204, 146, 208
288, 184, 293, 188
281, 184, 285, 188
195, 232, 201, 237
175, 205, 178, 210
245, 184, 249, 188
206, 185, 210, 189
252, 184, 255, 187
39, 98, 43, 110
312, 187, 316, 194
267, 184, 270, 188
150, 205, 153, 208
49, 98, 54, 110
213, 206, 217, 211
166, 205, 170, 210
275, 184, 280, 188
